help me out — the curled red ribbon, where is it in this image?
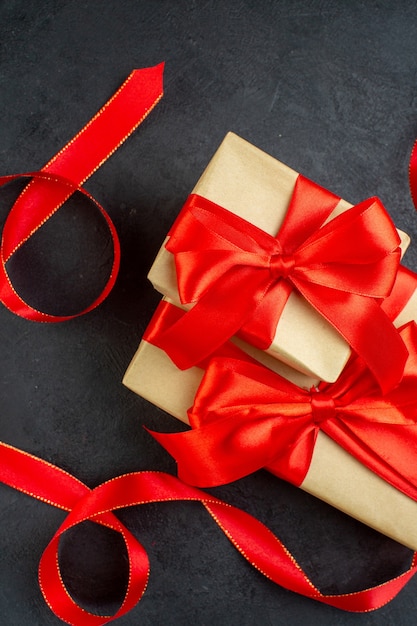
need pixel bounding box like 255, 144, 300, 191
156, 179, 406, 393
1, 440, 417, 625
0, 63, 164, 321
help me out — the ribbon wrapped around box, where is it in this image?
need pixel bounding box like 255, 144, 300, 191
148, 132, 410, 392
123, 287, 417, 551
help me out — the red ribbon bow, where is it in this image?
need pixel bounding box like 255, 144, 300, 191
0, 63, 164, 321
150, 320, 417, 502
156, 177, 406, 393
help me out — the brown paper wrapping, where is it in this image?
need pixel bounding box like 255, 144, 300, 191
123, 292, 417, 550
148, 132, 409, 382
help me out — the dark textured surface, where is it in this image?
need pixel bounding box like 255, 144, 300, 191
1, 1, 417, 624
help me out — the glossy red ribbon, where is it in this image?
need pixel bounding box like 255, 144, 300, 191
381, 264, 417, 320
147, 294, 417, 497
0, 63, 164, 321
409, 139, 417, 209
150, 320, 417, 498
1, 441, 416, 625
156, 179, 406, 393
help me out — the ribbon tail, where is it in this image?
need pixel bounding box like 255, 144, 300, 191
240, 278, 292, 348
147, 425, 269, 486
381, 265, 417, 321
203, 501, 417, 613
0, 441, 88, 510
153, 267, 271, 369
146, 409, 314, 488
323, 417, 417, 503
296, 283, 408, 393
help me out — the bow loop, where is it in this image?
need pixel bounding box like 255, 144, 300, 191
294, 197, 401, 296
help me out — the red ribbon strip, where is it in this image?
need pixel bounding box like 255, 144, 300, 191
147, 302, 417, 499
409, 139, 417, 210
381, 264, 417, 320
0, 440, 416, 625
0, 63, 164, 321
155, 179, 407, 393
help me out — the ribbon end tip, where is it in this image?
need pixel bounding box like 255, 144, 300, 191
131, 62, 165, 97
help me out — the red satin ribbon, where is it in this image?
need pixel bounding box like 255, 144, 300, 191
147, 302, 417, 499
156, 180, 407, 393
0, 440, 416, 625
409, 139, 417, 209
381, 264, 417, 320
0, 63, 164, 321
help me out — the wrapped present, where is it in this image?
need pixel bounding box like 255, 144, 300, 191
123, 292, 417, 551
148, 132, 410, 391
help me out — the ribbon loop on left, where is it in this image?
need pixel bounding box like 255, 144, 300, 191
0, 64, 164, 321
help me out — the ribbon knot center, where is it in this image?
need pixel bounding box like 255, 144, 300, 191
269, 253, 295, 279
310, 390, 336, 425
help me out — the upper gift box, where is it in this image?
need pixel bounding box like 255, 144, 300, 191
149, 133, 409, 387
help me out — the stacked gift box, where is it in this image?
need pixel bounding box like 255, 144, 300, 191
123, 132, 417, 550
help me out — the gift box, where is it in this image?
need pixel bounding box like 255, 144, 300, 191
123, 291, 417, 551
148, 132, 410, 387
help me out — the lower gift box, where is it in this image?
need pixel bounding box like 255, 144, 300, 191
123, 292, 417, 551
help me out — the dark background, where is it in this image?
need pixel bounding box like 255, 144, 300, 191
1, 1, 417, 624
